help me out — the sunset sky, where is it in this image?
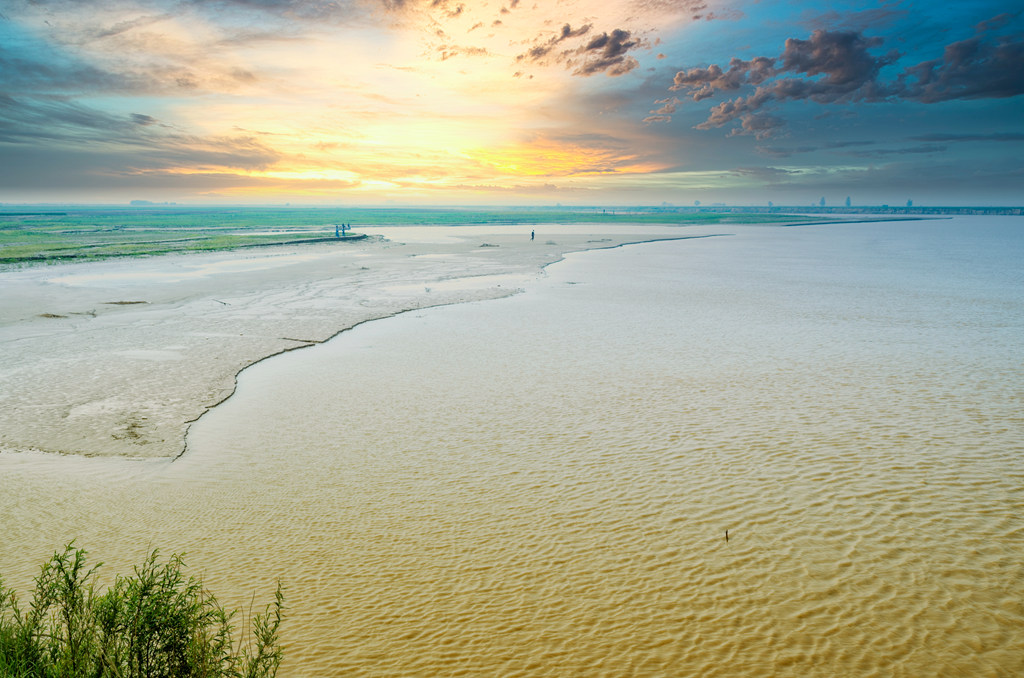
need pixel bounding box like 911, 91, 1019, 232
1, 0, 1022, 205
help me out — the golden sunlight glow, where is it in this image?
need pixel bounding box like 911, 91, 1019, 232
469, 139, 667, 177
9, 0, 720, 202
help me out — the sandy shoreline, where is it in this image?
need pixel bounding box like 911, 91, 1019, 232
2, 216, 1020, 677
0, 225, 710, 459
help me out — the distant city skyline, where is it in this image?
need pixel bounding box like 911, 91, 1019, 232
1, 0, 1022, 205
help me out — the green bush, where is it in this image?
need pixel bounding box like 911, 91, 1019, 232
0, 544, 283, 678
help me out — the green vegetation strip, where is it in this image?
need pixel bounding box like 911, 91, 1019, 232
0, 544, 283, 678
0, 206, 818, 266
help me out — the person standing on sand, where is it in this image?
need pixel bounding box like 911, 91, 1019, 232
531, 230, 535, 241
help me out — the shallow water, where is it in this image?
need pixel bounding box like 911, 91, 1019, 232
2, 217, 1023, 676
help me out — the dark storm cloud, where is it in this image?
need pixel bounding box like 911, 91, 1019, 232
518, 24, 644, 77
671, 30, 896, 120
778, 30, 893, 92
517, 23, 591, 63
573, 29, 641, 77
898, 32, 1024, 102
663, 16, 1024, 136
671, 57, 775, 100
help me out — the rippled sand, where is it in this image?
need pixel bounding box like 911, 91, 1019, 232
1, 219, 1022, 676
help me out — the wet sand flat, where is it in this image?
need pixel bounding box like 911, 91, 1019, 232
0, 225, 696, 458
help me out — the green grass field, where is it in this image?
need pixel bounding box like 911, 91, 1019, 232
0, 206, 817, 266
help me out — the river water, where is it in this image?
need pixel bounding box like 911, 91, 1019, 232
2, 217, 1022, 676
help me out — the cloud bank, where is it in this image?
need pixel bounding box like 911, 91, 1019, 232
1, 0, 1021, 204
660, 15, 1024, 137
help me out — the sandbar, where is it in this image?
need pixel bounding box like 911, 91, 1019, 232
0, 225, 706, 458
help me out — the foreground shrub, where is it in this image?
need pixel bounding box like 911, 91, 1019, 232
0, 543, 283, 678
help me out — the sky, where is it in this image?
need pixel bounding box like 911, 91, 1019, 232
1, 0, 1022, 206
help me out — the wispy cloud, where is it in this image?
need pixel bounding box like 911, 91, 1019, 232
910, 132, 1024, 142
